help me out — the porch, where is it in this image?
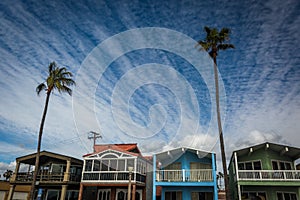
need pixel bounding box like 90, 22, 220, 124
12, 171, 81, 183
156, 169, 213, 182
237, 170, 300, 181
81, 171, 146, 184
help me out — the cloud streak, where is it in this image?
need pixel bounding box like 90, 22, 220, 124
0, 0, 299, 172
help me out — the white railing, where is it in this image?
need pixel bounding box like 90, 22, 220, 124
238, 170, 300, 181
81, 171, 146, 183
156, 169, 213, 182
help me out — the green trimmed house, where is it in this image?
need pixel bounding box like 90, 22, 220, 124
228, 142, 300, 200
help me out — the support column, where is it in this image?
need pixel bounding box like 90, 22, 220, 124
64, 160, 71, 182
78, 183, 84, 200
234, 152, 241, 200
132, 184, 136, 200
212, 153, 218, 200
7, 185, 16, 200
60, 185, 68, 200
152, 155, 156, 200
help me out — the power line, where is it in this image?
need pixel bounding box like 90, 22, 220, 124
88, 131, 102, 152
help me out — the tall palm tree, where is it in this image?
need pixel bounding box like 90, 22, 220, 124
197, 26, 234, 200
28, 62, 75, 200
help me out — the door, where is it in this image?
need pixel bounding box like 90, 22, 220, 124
97, 189, 111, 200
115, 189, 142, 200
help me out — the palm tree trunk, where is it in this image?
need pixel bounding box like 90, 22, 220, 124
28, 91, 51, 200
212, 52, 230, 200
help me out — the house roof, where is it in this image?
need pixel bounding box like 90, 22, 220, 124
16, 150, 83, 165
155, 147, 214, 168
231, 142, 300, 162
83, 143, 142, 157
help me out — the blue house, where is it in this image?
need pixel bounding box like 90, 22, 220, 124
153, 147, 218, 200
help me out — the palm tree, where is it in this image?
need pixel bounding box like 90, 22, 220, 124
28, 62, 75, 200
197, 26, 234, 200
3, 169, 13, 181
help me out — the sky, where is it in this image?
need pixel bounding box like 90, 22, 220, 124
0, 0, 299, 177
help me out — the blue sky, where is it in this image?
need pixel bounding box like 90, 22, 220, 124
0, 0, 299, 176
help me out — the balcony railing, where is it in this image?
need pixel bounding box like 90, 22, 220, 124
13, 172, 81, 183
81, 171, 146, 183
156, 169, 213, 182
238, 170, 300, 181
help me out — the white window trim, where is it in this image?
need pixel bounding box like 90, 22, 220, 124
276, 191, 298, 200
115, 189, 142, 200
238, 160, 262, 170
241, 191, 267, 199
271, 159, 293, 170
97, 189, 111, 200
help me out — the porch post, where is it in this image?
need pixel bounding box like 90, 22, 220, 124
211, 153, 218, 200
11, 161, 20, 182
7, 185, 16, 200
234, 152, 241, 200
132, 184, 136, 200
60, 185, 68, 200
152, 155, 156, 200
78, 183, 84, 200
64, 160, 71, 182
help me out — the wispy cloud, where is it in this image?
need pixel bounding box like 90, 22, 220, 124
0, 0, 299, 169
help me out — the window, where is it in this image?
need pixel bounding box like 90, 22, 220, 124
238, 163, 245, 170
46, 190, 60, 200
165, 163, 181, 170
253, 161, 262, 170
272, 161, 293, 170
98, 189, 111, 200
93, 160, 100, 171
190, 162, 212, 169
65, 190, 79, 200
101, 160, 109, 171
127, 159, 135, 171
110, 160, 117, 171
85, 160, 92, 171
116, 189, 142, 200
238, 161, 262, 170
191, 192, 213, 200
245, 162, 253, 170
118, 159, 125, 171
242, 192, 266, 200
165, 191, 182, 200
277, 192, 297, 200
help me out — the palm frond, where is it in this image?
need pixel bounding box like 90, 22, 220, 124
48, 62, 57, 74
218, 44, 235, 50
62, 78, 76, 86
197, 40, 211, 51
60, 85, 73, 96
36, 83, 46, 95
204, 26, 211, 35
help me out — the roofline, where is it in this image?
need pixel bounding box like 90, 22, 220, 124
16, 150, 83, 163
228, 141, 300, 169
155, 146, 215, 156
232, 142, 300, 154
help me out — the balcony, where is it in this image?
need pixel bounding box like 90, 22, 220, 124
238, 170, 300, 181
156, 169, 213, 182
81, 171, 146, 183
12, 172, 81, 183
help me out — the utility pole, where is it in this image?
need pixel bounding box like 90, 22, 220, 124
88, 131, 102, 152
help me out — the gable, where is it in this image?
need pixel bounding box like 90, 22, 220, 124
85, 149, 136, 160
